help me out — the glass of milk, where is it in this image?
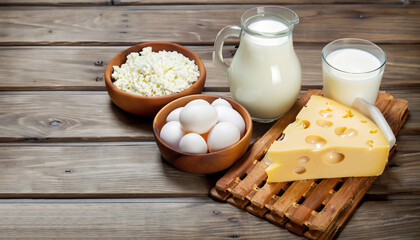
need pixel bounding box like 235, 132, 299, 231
322, 38, 387, 106
213, 6, 301, 123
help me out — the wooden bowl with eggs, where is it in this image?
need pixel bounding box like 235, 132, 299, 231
105, 42, 206, 116
153, 94, 253, 174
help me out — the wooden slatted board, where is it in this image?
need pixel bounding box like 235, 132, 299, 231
210, 89, 409, 240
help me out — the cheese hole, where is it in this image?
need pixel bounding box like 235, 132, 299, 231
298, 156, 309, 163
366, 140, 374, 148
294, 166, 306, 175
319, 108, 333, 118
300, 120, 310, 129
342, 110, 354, 118
316, 119, 333, 128
370, 130, 378, 134
322, 150, 345, 164
293, 119, 310, 129
335, 127, 358, 137
305, 135, 327, 149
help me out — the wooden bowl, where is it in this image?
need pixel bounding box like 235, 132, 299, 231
105, 42, 206, 116
153, 94, 253, 174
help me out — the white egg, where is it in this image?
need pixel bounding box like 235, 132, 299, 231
179, 104, 217, 134
214, 106, 246, 136
211, 98, 232, 108
184, 99, 210, 107
207, 122, 240, 152
159, 121, 185, 150
179, 133, 208, 154
166, 107, 183, 122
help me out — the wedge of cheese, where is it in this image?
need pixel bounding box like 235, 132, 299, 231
265, 95, 389, 183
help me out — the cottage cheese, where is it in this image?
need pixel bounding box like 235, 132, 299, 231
112, 47, 200, 96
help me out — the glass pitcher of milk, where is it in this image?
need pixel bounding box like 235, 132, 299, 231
213, 6, 301, 123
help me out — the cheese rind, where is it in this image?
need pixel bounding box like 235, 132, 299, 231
265, 95, 390, 183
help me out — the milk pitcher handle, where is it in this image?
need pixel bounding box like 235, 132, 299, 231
213, 25, 241, 76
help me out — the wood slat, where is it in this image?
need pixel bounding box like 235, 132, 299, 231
1, 0, 408, 6
271, 180, 316, 217
0, 5, 419, 45
0, 139, 417, 198
0, 199, 418, 239
0, 92, 156, 142
305, 177, 370, 231
0, 46, 227, 91
230, 160, 267, 199
116, 0, 406, 5
0, 91, 234, 143
0, 90, 417, 143
0, 44, 419, 91
0, 0, 110, 6
370, 151, 420, 196
0, 143, 212, 197
287, 178, 342, 226
250, 182, 286, 208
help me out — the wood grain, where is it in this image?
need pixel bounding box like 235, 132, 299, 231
0, 5, 419, 45
0, 44, 418, 91
0, 143, 213, 197
0, 0, 409, 6
0, 0, 110, 5
0, 138, 418, 198
0, 91, 226, 142
0, 199, 418, 239
0, 90, 417, 143
0, 1, 418, 238
116, 0, 406, 5
0, 92, 156, 142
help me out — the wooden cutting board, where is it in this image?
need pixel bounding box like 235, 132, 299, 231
210, 89, 409, 240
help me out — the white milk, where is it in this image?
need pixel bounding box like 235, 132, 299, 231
323, 48, 383, 106
227, 18, 301, 120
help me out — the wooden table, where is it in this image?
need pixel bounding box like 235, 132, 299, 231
0, 1, 419, 239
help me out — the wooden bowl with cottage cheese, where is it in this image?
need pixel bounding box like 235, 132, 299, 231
105, 42, 206, 116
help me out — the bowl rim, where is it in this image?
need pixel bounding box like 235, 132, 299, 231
153, 94, 253, 156
104, 41, 206, 100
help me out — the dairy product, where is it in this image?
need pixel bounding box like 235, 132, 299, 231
228, 18, 301, 120
265, 95, 389, 183
323, 48, 384, 106
112, 47, 200, 96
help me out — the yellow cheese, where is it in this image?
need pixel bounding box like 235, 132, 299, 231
265, 95, 389, 183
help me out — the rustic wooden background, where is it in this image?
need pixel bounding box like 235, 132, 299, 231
0, 0, 419, 239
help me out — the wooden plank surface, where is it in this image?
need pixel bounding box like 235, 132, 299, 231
0, 143, 212, 197
0, 91, 227, 142
0, 0, 409, 6
0, 199, 418, 239
0, 90, 417, 143
0, 0, 110, 5
0, 5, 419, 45
116, 0, 406, 5
0, 1, 419, 239
0, 141, 418, 198
0, 44, 418, 91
